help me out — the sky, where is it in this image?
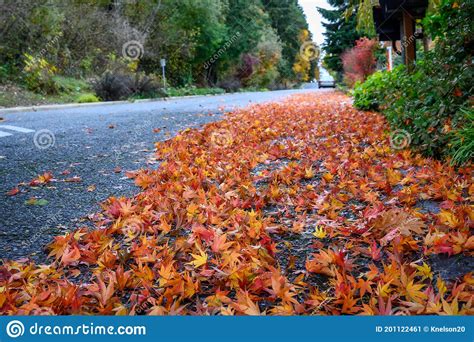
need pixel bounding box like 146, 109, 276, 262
298, 0, 332, 46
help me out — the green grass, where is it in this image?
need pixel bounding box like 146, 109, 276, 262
165, 86, 225, 97
0, 76, 93, 108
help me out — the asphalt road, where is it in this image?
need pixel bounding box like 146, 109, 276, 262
0, 88, 323, 262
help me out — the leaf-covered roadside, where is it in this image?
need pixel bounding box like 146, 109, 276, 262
1, 92, 472, 315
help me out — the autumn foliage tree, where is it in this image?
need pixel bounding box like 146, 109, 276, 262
341, 37, 378, 87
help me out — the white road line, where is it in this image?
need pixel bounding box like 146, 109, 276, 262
0, 125, 35, 133
0, 131, 13, 138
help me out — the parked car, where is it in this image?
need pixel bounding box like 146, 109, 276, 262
318, 79, 336, 88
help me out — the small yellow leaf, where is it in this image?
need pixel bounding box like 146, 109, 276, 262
187, 245, 208, 268
313, 226, 327, 239
414, 262, 432, 280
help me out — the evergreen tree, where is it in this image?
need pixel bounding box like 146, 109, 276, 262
318, 0, 360, 80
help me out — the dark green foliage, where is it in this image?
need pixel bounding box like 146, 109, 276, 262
450, 108, 474, 166
164, 86, 225, 97
353, 0, 473, 164
318, 0, 361, 80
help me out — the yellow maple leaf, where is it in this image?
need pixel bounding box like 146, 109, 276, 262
414, 262, 433, 280
438, 210, 459, 228
304, 166, 315, 179
404, 280, 427, 302
323, 172, 334, 182
187, 245, 208, 268
313, 226, 327, 239
376, 281, 392, 298
441, 297, 459, 315
436, 277, 447, 297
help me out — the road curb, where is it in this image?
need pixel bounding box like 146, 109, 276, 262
0, 93, 231, 115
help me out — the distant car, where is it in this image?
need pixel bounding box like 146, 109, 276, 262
318, 79, 336, 88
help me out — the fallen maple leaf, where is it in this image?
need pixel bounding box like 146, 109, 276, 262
30, 172, 53, 186
373, 209, 424, 245
61, 246, 81, 265
65, 176, 82, 183
6, 188, 20, 196
187, 245, 208, 268
312, 226, 327, 239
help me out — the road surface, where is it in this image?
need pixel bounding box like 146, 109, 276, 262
0, 88, 324, 262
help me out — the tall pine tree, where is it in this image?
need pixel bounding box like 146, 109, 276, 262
318, 0, 360, 80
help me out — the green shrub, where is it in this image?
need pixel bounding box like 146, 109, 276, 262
129, 73, 166, 99
352, 0, 473, 164
93, 71, 166, 101
352, 65, 405, 110
76, 93, 100, 103
449, 108, 474, 166
52, 76, 89, 94
22, 53, 59, 94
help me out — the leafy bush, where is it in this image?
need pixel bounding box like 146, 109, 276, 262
76, 93, 99, 103
352, 65, 405, 110
217, 78, 241, 92
93, 71, 166, 101
450, 108, 474, 166
341, 38, 378, 87
22, 53, 59, 94
93, 72, 132, 101
129, 73, 166, 99
52, 76, 89, 94
352, 0, 473, 163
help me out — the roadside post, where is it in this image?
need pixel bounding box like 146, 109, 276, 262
160, 58, 166, 89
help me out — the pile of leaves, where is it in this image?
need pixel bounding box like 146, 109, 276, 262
1, 92, 473, 315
